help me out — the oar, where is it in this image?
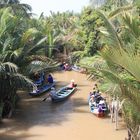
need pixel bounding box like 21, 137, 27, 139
42, 98, 47, 101
42, 94, 50, 101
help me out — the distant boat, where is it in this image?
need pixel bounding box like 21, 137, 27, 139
72, 65, 87, 74
29, 82, 55, 96
71, 65, 81, 72
51, 85, 76, 102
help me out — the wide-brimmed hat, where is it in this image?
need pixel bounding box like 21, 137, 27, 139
71, 79, 75, 82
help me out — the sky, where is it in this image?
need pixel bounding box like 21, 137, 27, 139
20, 0, 89, 17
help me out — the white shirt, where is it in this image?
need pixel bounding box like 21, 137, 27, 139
99, 100, 105, 105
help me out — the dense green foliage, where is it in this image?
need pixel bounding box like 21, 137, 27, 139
83, 1, 140, 139
0, 1, 140, 139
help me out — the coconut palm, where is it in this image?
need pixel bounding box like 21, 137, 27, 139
0, 61, 34, 119
0, 0, 32, 17
0, 8, 59, 75
0, 8, 60, 119
96, 10, 140, 139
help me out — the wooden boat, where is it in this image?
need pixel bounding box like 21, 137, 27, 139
71, 65, 81, 72
29, 82, 55, 96
88, 95, 109, 117
72, 65, 87, 74
51, 86, 76, 102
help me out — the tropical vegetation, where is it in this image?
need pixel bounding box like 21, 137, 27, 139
0, 0, 140, 139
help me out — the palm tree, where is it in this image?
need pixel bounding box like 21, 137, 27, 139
96, 10, 140, 139
0, 8, 58, 73
0, 62, 34, 119
0, 0, 32, 17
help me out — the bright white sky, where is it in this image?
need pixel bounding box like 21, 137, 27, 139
20, 0, 89, 16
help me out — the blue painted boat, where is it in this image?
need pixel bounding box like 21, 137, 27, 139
51, 86, 76, 102
29, 82, 55, 96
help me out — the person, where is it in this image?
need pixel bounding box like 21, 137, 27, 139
89, 95, 97, 107
33, 72, 39, 80
68, 79, 77, 88
99, 99, 105, 105
59, 61, 65, 70
93, 83, 99, 91
33, 72, 45, 86
47, 74, 54, 84
64, 63, 69, 71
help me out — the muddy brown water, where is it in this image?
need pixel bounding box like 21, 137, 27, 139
0, 71, 127, 140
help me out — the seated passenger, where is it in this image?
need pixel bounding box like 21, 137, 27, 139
95, 95, 104, 104
34, 72, 39, 80
47, 74, 54, 84
99, 100, 105, 105
93, 83, 99, 92
59, 61, 65, 70
68, 79, 77, 89
64, 63, 69, 70
89, 96, 97, 107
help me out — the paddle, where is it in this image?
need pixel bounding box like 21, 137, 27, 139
42, 94, 50, 101
42, 97, 47, 101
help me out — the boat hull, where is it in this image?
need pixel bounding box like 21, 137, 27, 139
51, 86, 76, 102
29, 82, 55, 96
89, 99, 109, 117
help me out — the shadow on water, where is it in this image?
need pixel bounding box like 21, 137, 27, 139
0, 71, 126, 140
0, 133, 39, 140
0, 71, 97, 140
0, 89, 89, 140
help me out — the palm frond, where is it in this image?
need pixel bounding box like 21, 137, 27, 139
97, 10, 124, 49
122, 13, 140, 39
108, 5, 133, 19
101, 46, 140, 82
26, 60, 59, 75
20, 28, 38, 48
26, 36, 47, 55
11, 73, 33, 89
0, 62, 34, 95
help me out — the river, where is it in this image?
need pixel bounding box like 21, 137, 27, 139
0, 71, 127, 140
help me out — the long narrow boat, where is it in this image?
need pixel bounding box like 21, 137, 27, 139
29, 82, 55, 96
71, 65, 81, 72
51, 86, 76, 102
88, 95, 109, 117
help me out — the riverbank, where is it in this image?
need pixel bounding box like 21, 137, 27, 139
0, 71, 127, 140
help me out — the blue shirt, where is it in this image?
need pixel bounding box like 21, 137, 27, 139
48, 75, 53, 83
